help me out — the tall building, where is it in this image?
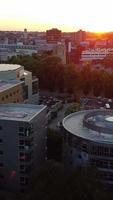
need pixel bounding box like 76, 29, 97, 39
63, 109, 113, 188
46, 28, 62, 43
23, 28, 28, 45
53, 42, 66, 64
0, 64, 39, 104
75, 30, 86, 43
0, 104, 47, 192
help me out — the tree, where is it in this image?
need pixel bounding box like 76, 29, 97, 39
25, 161, 108, 200
65, 103, 81, 116
64, 64, 79, 94
102, 54, 113, 68
80, 65, 93, 96
47, 128, 62, 161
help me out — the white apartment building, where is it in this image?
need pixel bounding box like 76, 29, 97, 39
0, 44, 37, 62
81, 48, 113, 62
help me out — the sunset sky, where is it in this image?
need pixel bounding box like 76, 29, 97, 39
0, 0, 113, 32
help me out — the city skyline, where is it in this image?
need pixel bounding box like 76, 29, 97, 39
0, 0, 113, 32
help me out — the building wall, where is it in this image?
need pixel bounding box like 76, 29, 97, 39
0, 66, 24, 80
24, 71, 33, 104
46, 28, 61, 43
63, 129, 113, 187
53, 42, 66, 64
0, 120, 19, 191
0, 106, 47, 192
0, 44, 37, 62
0, 65, 39, 104
31, 78, 39, 104
0, 84, 24, 104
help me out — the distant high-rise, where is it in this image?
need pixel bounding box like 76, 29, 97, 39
46, 28, 62, 43
75, 29, 86, 43
23, 28, 28, 44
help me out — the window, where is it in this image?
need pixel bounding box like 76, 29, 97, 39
0, 126, 2, 130
68, 134, 73, 146
5, 95, 8, 99
10, 93, 12, 97
20, 177, 25, 182
19, 146, 24, 150
110, 148, 113, 157
70, 150, 73, 154
0, 151, 3, 155
19, 152, 24, 156
0, 163, 3, 167
19, 140, 24, 145
0, 139, 3, 143
19, 127, 24, 133
19, 132, 25, 137
25, 166, 32, 173
23, 85, 28, 100
0, 174, 4, 178
90, 145, 110, 156
32, 80, 38, 94
1, 97, 4, 101
20, 165, 25, 170
25, 127, 33, 136
25, 140, 33, 146
20, 189, 25, 193
20, 154, 25, 161
82, 143, 88, 152
78, 154, 82, 159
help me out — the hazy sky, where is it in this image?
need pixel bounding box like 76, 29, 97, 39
0, 0, 113, 32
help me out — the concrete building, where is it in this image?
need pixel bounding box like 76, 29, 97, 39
0, 37, 66, 63
63, 109, 113, 188
53, 42, 66, 64
23, 28, 28, 44
46, 28, 62, 43
0, 44, 37, 62
0, 104, 47, 192
0, 80, 24, 104
95, 39, 108, 48
75, 30, 86, 43
81, 48, 113, 62
0, 64, 39, 104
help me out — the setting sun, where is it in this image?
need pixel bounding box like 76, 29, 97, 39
0, 0, 113, 32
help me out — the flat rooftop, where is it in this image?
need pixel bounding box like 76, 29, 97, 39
63, 110, 113, 144
0, 80, 23, 93
0, 64, 23, 72
0, 104, 46, 122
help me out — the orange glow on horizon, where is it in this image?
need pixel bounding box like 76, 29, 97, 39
0, 0, 113, 33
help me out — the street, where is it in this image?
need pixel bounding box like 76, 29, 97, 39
48, 103, 73, 131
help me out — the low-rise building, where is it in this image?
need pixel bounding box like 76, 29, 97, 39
81, 48, 113, 62
0, 80, 24, 104
0, 64, 39, 104
63, 109, 113, 189
0, 44, 37, 62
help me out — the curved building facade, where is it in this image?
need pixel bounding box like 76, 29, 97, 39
63, 109, 113, 187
